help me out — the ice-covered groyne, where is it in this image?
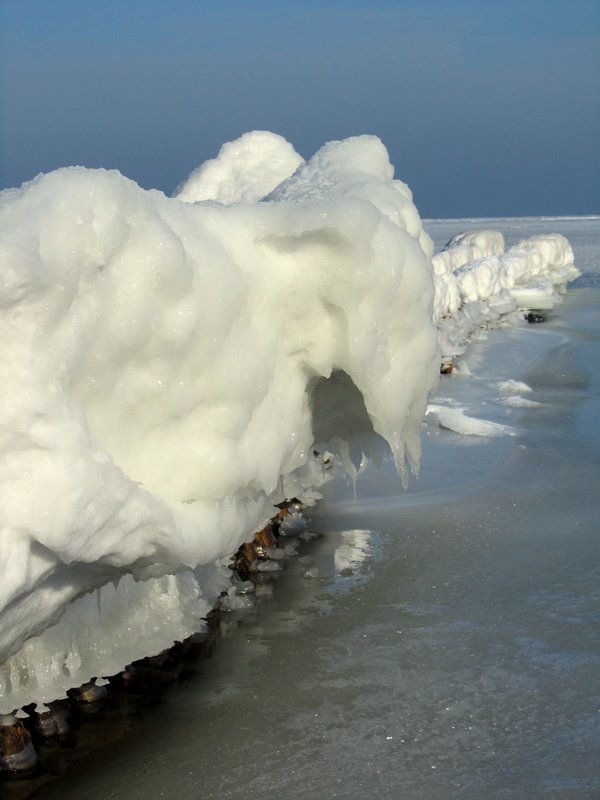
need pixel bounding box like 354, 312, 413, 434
432, 229, 577, 358
0, 134, 440, 712
0, 132, 579, 714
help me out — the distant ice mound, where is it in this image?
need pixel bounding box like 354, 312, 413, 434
174, 130, 303, 204
0, 133, 439, 710
433, 230, 578, 357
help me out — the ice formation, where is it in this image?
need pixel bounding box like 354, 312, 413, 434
425, 404, 517, 437
173, 130, 303, 204
0, 131, 580, 713
432, 229, 578, 357
497, 379, 533, 394
497, 396, 543, 409
0, 133, 439, 712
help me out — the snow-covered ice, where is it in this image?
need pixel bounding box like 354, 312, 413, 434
0, 131, 580, 713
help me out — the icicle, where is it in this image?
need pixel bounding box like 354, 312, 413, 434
65, 643, 81, 676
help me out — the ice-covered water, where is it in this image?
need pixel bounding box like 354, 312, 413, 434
31, 220, 600, 799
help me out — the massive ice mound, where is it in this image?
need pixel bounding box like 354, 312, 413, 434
0, 133, 440, 711
0, 132, 581, 713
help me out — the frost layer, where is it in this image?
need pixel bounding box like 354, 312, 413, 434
0, 134, 439, 711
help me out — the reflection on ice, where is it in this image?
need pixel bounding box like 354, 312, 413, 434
334, 530, 373, 575
496, 395, 543, 408
497, 378, 533, 394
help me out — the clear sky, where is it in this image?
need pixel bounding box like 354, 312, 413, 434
1, 0, 599, 218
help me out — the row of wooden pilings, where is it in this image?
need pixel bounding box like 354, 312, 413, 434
0, 500, 304, 792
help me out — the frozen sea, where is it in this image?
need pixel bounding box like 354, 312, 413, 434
20, 217, 600, 799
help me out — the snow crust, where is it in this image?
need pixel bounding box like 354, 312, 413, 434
0, 131, 580, 712
0, 133, 439, 711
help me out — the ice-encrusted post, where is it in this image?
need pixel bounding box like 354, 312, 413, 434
0, 713, 38, 773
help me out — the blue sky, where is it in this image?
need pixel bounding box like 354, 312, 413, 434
1, 0, 599, 217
